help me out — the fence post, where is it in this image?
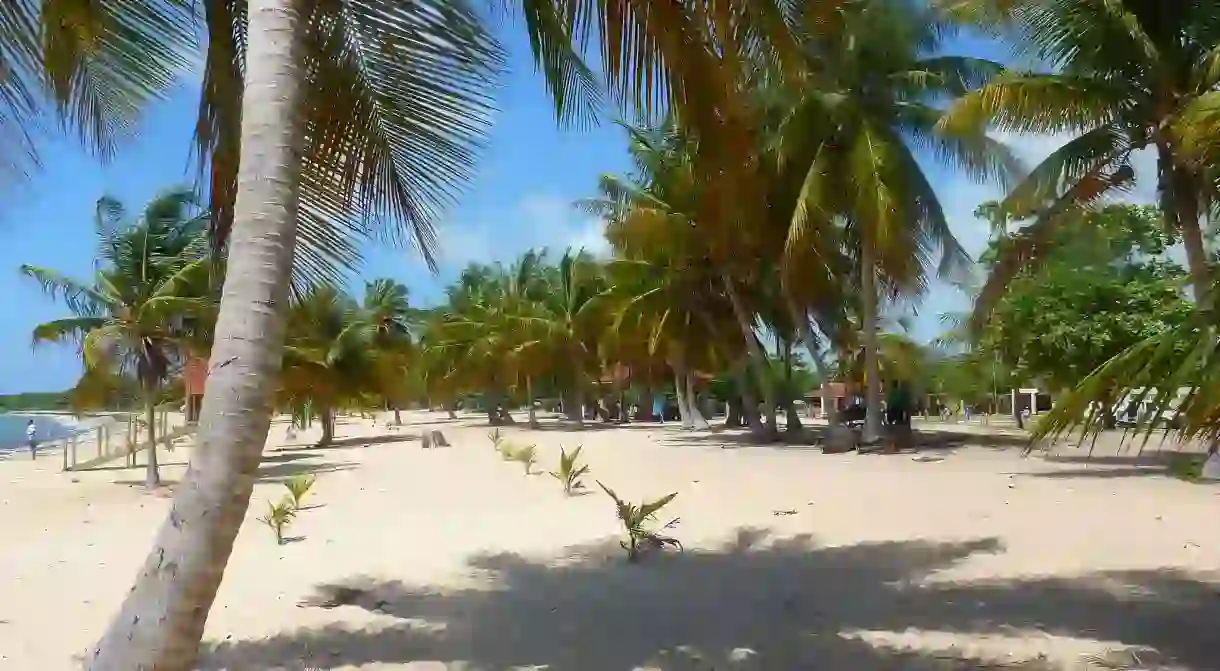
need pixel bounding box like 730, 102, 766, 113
62, 437, 69, 471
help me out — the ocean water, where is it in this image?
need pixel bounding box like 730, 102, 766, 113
0, 413, 77, 456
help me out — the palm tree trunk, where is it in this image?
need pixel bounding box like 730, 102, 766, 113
726, 397, 742, 427
87, 2, 306, 666
1159, 148, 1211, 301
860, 243, 883, 444
673, 368, 693, 429
571, 356, 585, 429
318, 408, 335, 446
685, 373, 711, 430
143, 383, 160, 489
783, 294, 850, 449
734, 359, 764, 433
720, 272, 778, 441
526, 377, 539, 428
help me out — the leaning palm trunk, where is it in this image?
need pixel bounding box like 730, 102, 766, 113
673, 368, 693, 429
87, 2, 305, 667
1161, 156, 1211, 302
142, 380, 160, 489
784, 294, 850, 449
860, 245, 883, 444
685, 373, 711, 430
318, 407, 335, 446
734, 359, 765, 433
720, 273, 778, 441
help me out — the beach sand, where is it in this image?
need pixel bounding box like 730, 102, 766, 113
1, 411, 1218, 670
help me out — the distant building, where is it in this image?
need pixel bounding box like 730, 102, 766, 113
183, 356, 207, 422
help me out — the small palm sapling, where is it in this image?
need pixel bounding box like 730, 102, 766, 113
283, 474, 316, 509
597, 481, 681, 561
259, 497, 297, 545
549, 445, 590, 495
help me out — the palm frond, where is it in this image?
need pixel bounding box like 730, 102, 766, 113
19, 265, 111, 317
198, 0, 502, 288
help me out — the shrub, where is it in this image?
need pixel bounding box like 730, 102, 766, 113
597, 481, 681, 562
488, 428, 503, 450
283, 474, 316, 509
259, 497, 297, 545
549, 445, 590, 495
514, 443, 537, 474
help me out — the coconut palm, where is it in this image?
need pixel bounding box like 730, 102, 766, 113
0, 1, 194, 188
22, 189, 215, 488
86, 1, 816, 666
587, 121, 787, 438
772, 0, 1018, 442
280, 286, 384, 445
363, 278, 415, 424
513, 250, 606, 427
940, 0, 1220, 315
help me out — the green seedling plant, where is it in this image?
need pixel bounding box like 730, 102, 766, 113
283, 474, 316, 509
549, 445, 590, 495
514, 443, 537, 474
498, 439, 519, 461
597, 481, 681, 562
259, 497, 297, 545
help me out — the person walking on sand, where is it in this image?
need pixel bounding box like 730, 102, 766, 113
26, 419, 38, 460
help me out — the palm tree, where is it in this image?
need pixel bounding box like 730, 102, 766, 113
0, 1, 194, 189
22, 189, 214, 488
280, 286, 384, 445
515, 250, 605, 428
588, 121, 784, 438
941, 0, 1220, 314
773, 0, 1018, 443
86, 2, 810, 666
363, 278, 415, 425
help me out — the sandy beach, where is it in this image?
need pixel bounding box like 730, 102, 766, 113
1, 411, 1218, 670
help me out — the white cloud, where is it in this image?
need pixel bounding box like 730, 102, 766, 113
436, 193, 610, 269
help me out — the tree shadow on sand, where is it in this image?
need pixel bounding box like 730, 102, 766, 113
199, 529, 1220, 670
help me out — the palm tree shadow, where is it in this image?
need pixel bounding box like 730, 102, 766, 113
198, 529, 1220, 670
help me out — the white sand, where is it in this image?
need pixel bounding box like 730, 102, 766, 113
1, 411, 1218, 670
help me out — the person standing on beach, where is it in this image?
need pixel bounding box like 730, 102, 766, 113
25, 419, 38, 460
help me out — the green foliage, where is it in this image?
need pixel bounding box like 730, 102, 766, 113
22, 189, 216, 406
977, 205, 1192, 393
258, 498, 297, 545
498, 439, 519, 461
0, 392, 72, 412
283, 475, 316, 510
597, 481, 681, 562
549, 445, 590, 495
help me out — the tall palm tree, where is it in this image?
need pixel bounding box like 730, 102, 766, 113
86, 2, 811, 667
22, 189, 214, 488
280, 286, 384, 445
940, 0, 1220, 314
774, 0, 1018, 442
363, 278, 415, 424
588, 121, 791, 438
515, 250, 605, 428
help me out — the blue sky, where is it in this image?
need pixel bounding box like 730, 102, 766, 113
0, 25, 1155, 395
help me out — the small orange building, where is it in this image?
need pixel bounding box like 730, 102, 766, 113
183, 356, 208, 422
